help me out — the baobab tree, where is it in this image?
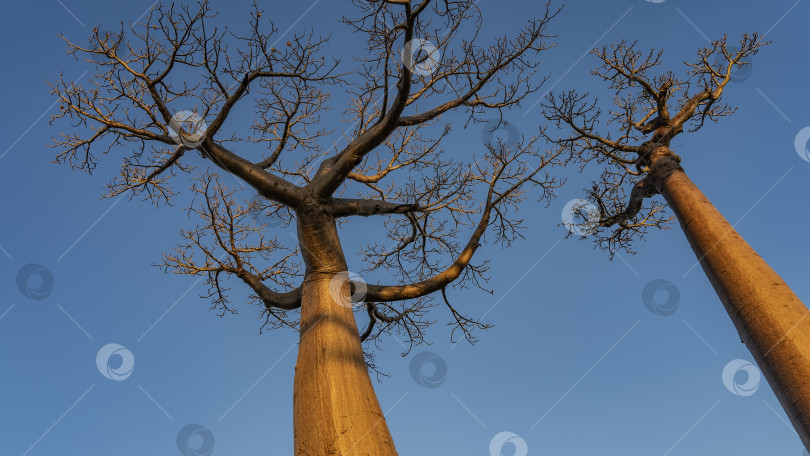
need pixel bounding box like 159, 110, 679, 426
543, 35, 810, 450
49, 1, 562, 454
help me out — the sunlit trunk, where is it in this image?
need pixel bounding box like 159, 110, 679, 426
651, 148, 810, 449
292, 208, 398, 455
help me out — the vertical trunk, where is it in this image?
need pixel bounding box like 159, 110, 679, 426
650, 148, 810, 449
293, 208, 398, 455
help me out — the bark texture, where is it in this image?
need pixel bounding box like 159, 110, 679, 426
293, 210, 398, 455
650, 149, 810, 448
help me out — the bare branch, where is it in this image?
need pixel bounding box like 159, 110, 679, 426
51, 0, 563, 350
544, 34, 767, 255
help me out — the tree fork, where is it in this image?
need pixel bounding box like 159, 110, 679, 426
649, 146, 810, 449
293, 210, 398, 455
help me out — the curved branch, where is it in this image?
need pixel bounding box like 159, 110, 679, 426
364, 181, 495, 302
359, 301, 407, 342
202, 140, 303, 207
236, 270, 302, 310
363, 141, 560, 301
596, 177, 658, 228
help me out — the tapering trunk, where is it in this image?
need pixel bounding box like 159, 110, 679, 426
650, 148, 810, 449
293, 207, 398, 455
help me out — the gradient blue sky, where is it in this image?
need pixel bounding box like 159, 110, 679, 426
2, 0, 810, 455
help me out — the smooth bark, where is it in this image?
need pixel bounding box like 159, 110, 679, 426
649, 147, 810, 448
293, 207, 398, 455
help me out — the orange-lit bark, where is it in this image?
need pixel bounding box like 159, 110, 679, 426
293, 209, 397, 455
650, 147, 810, 448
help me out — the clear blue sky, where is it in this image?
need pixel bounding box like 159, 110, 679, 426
2, 0, 809, 455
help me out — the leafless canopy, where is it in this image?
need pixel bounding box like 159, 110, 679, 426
542, 34, 767, 256
49, 0, 563, 351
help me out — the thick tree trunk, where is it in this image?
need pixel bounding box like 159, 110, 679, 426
292, 207, 398, 455
650, 147, 810, 449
